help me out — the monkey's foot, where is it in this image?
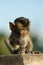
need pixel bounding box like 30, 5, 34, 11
26, 51, 42, 54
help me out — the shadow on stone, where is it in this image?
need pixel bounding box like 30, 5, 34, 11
0, 55, 24, 65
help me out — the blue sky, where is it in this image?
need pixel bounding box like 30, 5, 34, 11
0, 0, 43, 36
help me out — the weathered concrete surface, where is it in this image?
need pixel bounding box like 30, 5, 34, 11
0, 54, 43, 65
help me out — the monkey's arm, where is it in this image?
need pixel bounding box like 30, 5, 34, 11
4, 38, 20, 54
26, 34, 33, 52
26, 40, 33, 51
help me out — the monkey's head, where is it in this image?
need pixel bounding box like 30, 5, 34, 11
9, 17, 30, 36
14, 17, 30, 28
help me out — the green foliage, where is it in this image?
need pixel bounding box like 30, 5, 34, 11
0, 33, 10, 55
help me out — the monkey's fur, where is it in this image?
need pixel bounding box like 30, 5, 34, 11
9, 17, 33, 54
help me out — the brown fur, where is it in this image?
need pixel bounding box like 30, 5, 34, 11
9, 17, 33, 54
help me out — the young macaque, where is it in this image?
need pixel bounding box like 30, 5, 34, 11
5, 17, 33, 54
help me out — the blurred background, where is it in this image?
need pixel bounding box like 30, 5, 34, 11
0, 0, 43, 55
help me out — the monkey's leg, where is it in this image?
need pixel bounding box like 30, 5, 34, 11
18, 46, 25, 54
18, 39, 26, 54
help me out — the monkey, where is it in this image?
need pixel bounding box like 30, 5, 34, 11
8, 17, 33, 54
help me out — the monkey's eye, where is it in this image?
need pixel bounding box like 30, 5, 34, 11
20, 28, 29, 30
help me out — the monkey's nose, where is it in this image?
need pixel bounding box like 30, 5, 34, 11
22, 30, 28, 35
24, 30, 28, 35
20, 30, 28, 36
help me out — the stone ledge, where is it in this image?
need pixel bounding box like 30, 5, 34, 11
0, 54, 43, 65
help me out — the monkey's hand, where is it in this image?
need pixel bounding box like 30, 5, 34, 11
18, 47, 25, 54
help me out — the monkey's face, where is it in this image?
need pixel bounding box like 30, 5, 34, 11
16, 22, 29, 36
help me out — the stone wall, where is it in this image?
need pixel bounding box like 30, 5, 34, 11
0, 54, 43, 65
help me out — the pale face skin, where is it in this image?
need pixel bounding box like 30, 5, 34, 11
20, 29, 28, 37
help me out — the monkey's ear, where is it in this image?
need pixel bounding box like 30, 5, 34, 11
9, 22, 15, 31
